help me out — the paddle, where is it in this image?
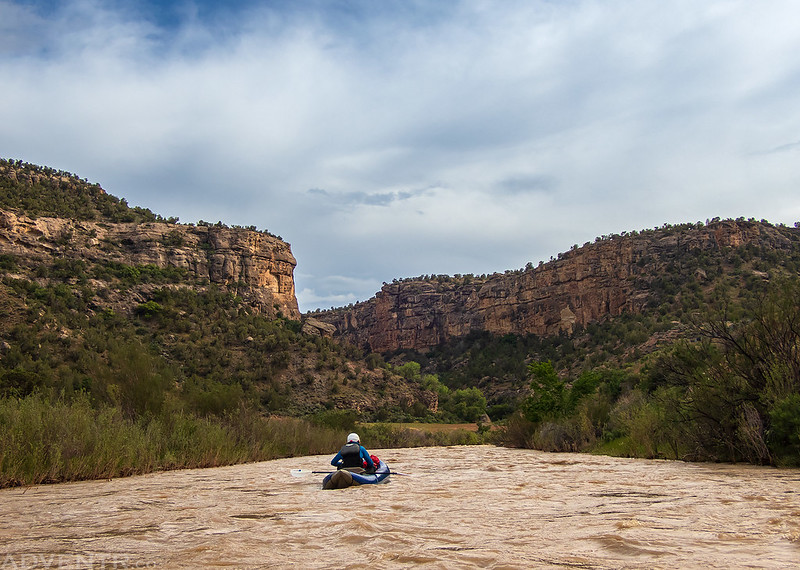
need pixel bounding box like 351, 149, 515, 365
290, 469, 410, 477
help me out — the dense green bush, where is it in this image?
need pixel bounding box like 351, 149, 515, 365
308, 409, 359, 431
446, 387, 487, 422
768, 394, 800, 466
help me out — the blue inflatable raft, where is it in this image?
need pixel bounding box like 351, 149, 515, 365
322, 460, 391, 489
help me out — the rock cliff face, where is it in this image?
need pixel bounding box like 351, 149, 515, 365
312, 221, 797, 353
0, 208, 299, 319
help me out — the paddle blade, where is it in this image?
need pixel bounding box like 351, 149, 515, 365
290, 469, 311, 477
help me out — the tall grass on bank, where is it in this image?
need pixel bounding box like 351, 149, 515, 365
0, 394, 490, 488
0, 393, 344, 488
359, 423, 486, 448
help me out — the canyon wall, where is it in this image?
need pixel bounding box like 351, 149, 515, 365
0, 208, 300, 319
312, 220, 796, 352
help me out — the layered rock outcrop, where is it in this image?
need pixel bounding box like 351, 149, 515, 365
0, 208, 299, 319
312, 221, 797, 353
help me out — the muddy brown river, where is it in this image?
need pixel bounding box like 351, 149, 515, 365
1, 446, 798, 569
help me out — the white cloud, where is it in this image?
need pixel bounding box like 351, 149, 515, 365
2, 0, 800, 311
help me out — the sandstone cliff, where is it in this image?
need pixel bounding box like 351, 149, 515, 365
0, 208, 299, 319
311, 220, 798, 353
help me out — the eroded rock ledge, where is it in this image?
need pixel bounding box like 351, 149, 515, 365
0, 208, 299, 319
311, 220, 796, 352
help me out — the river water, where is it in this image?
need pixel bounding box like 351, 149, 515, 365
1, 446, 798, 569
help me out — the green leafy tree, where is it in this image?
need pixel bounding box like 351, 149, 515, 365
394, 361, 421, 381
101, 341, 175, 418
522, 361, 565, 423
647, 278, 800, 464
768, 394, 800, 466
447, 387, 487, 422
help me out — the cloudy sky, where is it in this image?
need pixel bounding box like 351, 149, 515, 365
2, 0, 800, 311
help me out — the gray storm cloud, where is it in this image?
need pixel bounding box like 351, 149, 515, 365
2, 0, 800, 310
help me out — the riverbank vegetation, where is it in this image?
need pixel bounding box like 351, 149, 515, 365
0, 393, 486, 488
396, 226, 800, 467
0, 273, 488, 487
494, 278, 800, 467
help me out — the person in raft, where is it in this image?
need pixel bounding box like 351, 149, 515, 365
331, 433, 375, 473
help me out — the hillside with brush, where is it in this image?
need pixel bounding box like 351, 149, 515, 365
313, 219, 800, 465
0, 159, 440, 421
1, 157, 798, 479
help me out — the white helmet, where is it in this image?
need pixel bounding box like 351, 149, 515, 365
347, 433, 360, 443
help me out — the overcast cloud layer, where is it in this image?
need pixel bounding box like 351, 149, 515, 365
2, 0, 800, 311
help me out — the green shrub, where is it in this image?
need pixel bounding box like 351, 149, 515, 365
308, 409, 359, 431
446, 387, 487, 422
134, 300, 164, 319
768, 394, 800, 466
0, 368, 42, 397
0, 254, 17, 271
187, 379, 245, 417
